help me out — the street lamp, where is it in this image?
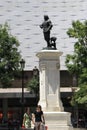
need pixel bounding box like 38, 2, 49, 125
20, 58, 25, 125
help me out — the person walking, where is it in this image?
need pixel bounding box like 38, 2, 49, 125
22, 107, 31, 128
32, 105, 45, 130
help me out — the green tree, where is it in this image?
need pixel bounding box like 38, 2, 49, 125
0, 23, 21, 88
71, 84, 87, 107
27, 76, 39, 97
65, 20, 87, 106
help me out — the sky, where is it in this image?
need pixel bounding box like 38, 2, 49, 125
0, 0, 87, 70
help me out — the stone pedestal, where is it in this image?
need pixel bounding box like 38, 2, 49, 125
44, 112, 72, 130
36, 50, 63, 111
36, 49, 72, 130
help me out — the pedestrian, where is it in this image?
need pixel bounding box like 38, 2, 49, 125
22, 107, 31, 128
32, 105, 45, 130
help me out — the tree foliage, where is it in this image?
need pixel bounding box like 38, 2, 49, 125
27, 76, 39, 96
0, 23, 21, 88
71, 84, 87, 108
66, 20, 87, 106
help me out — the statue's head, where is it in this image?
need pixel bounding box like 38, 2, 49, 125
44, 15, 49, 21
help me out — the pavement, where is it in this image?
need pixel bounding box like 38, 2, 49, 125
73, 128, 87, 130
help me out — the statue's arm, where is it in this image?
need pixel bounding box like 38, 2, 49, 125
48, 21, 53, 30
40, 23, 43, 29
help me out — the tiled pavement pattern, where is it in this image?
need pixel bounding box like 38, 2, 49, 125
0, 0, 86, 70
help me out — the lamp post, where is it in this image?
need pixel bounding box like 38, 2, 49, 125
72, 75, 78, 128
20, 59, 25, 125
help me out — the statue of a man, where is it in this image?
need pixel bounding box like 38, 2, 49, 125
40, 15, 53, 47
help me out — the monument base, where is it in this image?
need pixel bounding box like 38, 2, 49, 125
44, 112, 73, 130
36, 49, 64, 112
36, 50, 72, 130
38, 100, 64, 112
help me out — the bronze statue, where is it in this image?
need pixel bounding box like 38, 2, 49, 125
40, 15, 57, 49
40, 15, 53, 47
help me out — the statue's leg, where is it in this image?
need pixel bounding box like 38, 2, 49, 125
47, 41, 50, 47
44, 32, 51, 47
46, 32, 51, 47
